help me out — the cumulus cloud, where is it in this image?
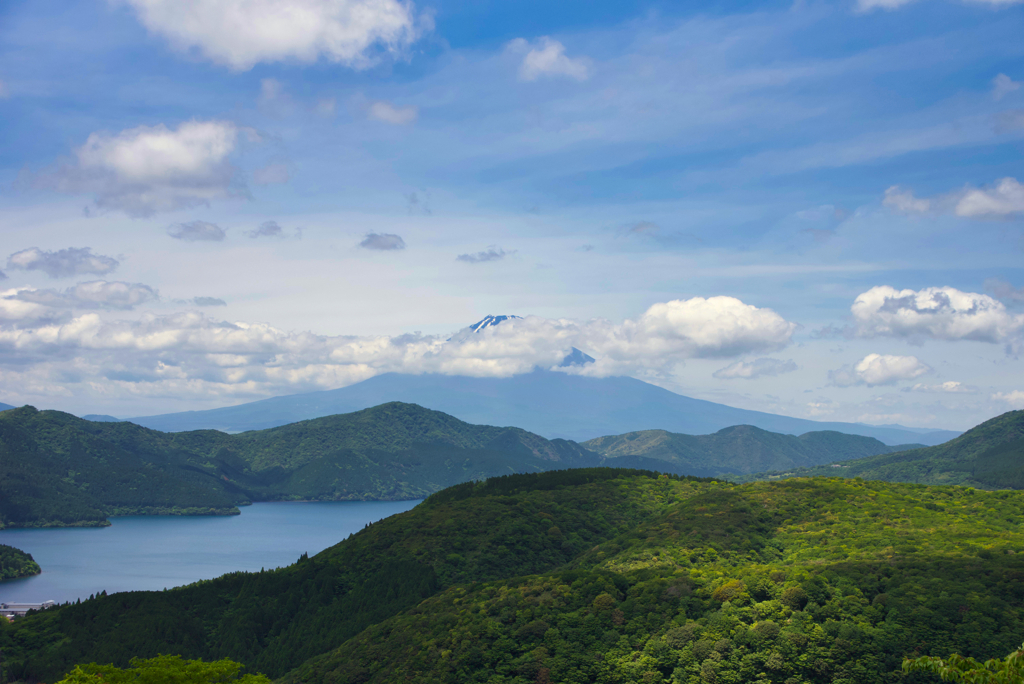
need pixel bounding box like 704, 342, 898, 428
7, 247, 119, 279
247, 221, 285, 238
167, 221, 226, 242
955, 177, 1024, 217
359, 233, 406, 250
45, 120, 242, 217
510, 37, 589, 82
993, 73, 1021, 101
713, 357, 798, 380
117, 0, 424, 71
850, 285, 1024, 344
882, 185, 931, 214
993, 391, 1024, 409
368, 100, 418, 125
8, 281, 158, 311
906, 381, 975, 393
457, 247, 512, 263
0, 296, 797, 403
882, 178, 1024, 218
829, 353, 932, 387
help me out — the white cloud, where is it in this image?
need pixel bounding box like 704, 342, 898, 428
368, 100, 418, 125
10, 281, 159, 311
993, 73, 1021, 101
359, 233, 406, 250
993, 391, 1024, 409
7, 247, 119, 279
713, 357, 797, 380
907, 381, 975, 393
882, 177, 1024, 219
510, 37, 590, 82
882, 185, 931, 214
851, 285, 1024, 344
829, 353, 932, 387
167, 221, 226, 242
46, 120, 242, 217
955, 178, 1024, 217
0, 296, 797, 403
116, 0, 424, 71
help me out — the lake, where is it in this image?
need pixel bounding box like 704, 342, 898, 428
0, 500, 420, 605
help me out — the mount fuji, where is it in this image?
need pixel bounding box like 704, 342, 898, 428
127, 316, 959, 446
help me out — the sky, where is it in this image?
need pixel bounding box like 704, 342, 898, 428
0, 0, 1022, 429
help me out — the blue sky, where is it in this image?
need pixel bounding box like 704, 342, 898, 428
0, 0, 1022, 428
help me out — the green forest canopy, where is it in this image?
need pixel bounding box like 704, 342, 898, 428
4, 468, 1024, 684
0, 544, 41, 581
738, 409, 1024, 489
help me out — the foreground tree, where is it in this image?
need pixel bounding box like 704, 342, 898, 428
904, 643, 1024, 684
55, 655, 270, 684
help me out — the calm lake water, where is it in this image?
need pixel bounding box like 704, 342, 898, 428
0, 500, 420, 605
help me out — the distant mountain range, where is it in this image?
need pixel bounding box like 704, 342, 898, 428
0, 400, 951, 529
584, 426, 921, 476
740, 409, 1024, 489
127, 370, 960, 446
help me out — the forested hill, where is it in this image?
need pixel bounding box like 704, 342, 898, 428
738, 409, 1024, 488
0, 403, 621, 528
0, 544, 41, 581
5, 469, 1024, 684
583, 425, 921, 476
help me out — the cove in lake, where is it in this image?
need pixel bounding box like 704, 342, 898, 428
0, 500, 420, 605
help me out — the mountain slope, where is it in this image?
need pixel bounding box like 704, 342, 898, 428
0, 403, 613, 527
1, 469, 708, 680
129, 370, 960, 446
741, 409, 1024, 488
584, 425, 921, 476
8, 471, 1024, 684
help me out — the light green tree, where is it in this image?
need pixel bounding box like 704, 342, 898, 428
55, 655, 270, 684
903, 643, 1024, 684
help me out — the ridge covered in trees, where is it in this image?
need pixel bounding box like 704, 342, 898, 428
584, 425, 920, 476
739, 410, 1024, 489
0, 544, 41, 581
1, 401, 929, 529
4, 468, 1024, 684
0, 403, 613, 528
